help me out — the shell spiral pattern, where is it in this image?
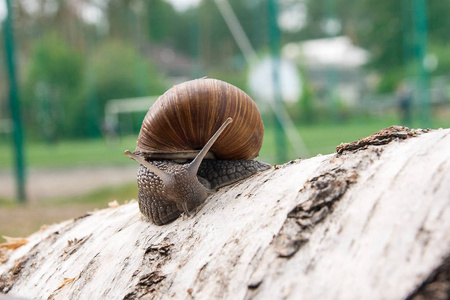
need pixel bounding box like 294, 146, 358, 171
135, 78, 264, 160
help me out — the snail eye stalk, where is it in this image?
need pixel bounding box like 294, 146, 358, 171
188, 117, 233, 176
124, 150, 174, 187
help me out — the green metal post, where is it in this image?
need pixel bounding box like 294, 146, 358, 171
3, 0, 26, 202
267, 0, 287, 163
412, 0, 431, 128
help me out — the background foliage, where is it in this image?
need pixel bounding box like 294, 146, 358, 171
1, 0, 449, 239
0, 0, 449, 141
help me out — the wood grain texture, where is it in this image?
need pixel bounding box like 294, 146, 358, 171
1, 128, 449, 300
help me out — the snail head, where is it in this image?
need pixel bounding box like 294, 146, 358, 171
125, 117, 233, 216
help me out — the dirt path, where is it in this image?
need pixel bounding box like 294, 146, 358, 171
0, 203, 103, 241
0, 165, 137, 202
0, 165, 138, 240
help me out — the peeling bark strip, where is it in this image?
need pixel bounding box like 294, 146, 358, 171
123, 272, 166, 300
291, 170, 354, 218
336, 126, 429, 154
276, 169, 355, 258
0, 127, 450, 300
0, 258, 27, 294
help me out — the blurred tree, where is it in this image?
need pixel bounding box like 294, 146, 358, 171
301, 0, 450, 92
90, 39, 168, 110
429, 43, 450, 77
196, 0, 268, 71
104, 0, 135, 41
11, 0, 87, 53
299, 71, 316, 124
0, 25, 5, 119
147, 0, 178, 43
22, 32, 85, 141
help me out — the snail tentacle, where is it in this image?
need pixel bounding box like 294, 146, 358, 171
188, 117, 233, 176
127, 79, 269, 225
124, 150, 173, 187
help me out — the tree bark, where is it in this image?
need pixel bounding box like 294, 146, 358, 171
1, 127, 449, 300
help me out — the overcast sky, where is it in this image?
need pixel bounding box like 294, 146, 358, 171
0, 0, 200, 23
0, 1, 6, 22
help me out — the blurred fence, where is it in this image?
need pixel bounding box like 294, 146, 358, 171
104, 96, 157, 140
0, 1, 449, 162
1, 0, 450, 205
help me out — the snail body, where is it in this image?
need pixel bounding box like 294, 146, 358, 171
126, 79, 270, 225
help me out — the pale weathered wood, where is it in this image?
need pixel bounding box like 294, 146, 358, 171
1, 127, 449, 300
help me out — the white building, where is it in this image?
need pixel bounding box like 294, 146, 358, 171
283, 36, 370, 106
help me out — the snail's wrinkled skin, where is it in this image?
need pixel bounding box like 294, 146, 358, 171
126, 78, 270, 225
137, 159, 270, 225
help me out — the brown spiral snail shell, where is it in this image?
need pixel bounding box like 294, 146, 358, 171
125, 78, 270, 225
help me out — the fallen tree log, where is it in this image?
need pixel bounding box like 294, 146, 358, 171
0, 126, 449, 300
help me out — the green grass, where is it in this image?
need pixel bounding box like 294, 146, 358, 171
260, 115, 399, 163
1, 113, 449, 168
45, 182, 138, 206
0, 182, 138, 207
260, 112, 450, 163
0, 136, 137, 169
1, 113, 449, 241
0, 182, 138, 242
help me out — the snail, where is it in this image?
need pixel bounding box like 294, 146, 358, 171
125, 78, 270, 225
